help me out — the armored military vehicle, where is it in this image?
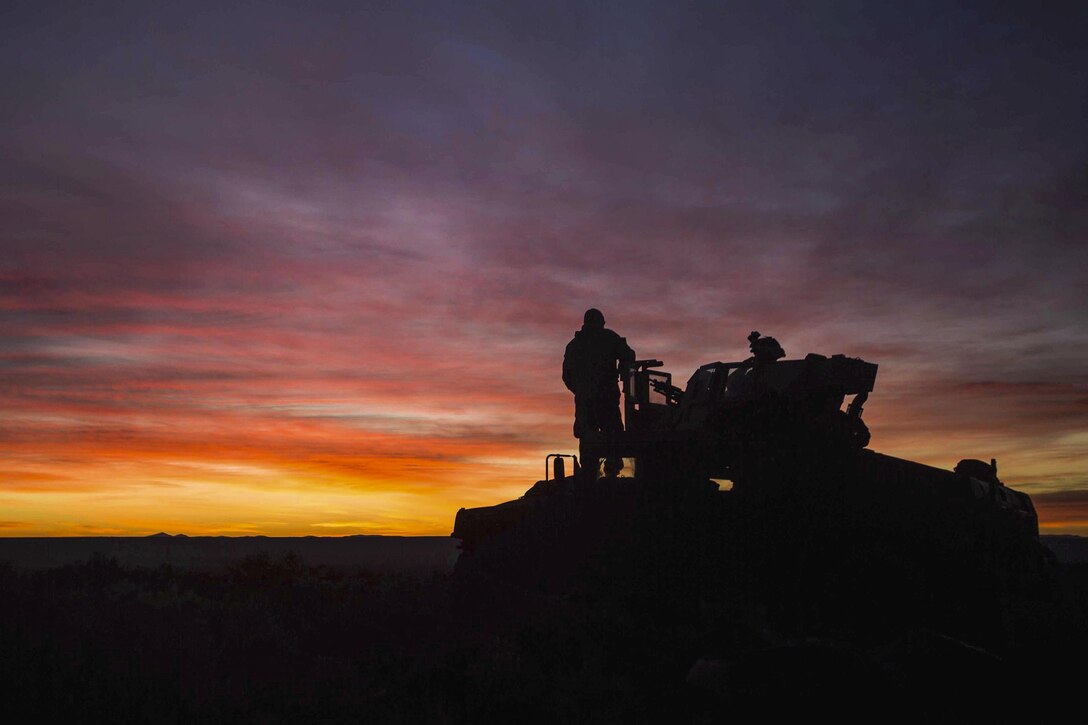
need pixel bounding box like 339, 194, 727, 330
452, 338, 1044, 640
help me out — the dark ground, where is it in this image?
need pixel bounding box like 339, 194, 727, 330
0, 537, 1084, 723
0, 535, 460, 572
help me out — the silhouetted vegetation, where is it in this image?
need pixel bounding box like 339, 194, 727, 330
0, 552, 1084, 722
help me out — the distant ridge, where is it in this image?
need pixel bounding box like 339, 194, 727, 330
0, 536, 459, 572
1042, 535, 1088, 563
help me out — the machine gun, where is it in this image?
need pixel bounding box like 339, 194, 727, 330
623, 358, 684, 405
648, 377, 684, 405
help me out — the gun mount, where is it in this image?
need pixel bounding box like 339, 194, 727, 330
577, 353, 878, 484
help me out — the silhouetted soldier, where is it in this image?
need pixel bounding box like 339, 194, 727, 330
562, 308, 635, 439
747, 330, 785, 367
726, 331, 785, 398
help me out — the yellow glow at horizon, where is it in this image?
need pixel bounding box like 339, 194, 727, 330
2, 411, 1084, 536
0, 454, 543, 537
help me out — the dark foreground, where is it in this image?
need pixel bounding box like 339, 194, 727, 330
0, 539, 1085, 723
0, 535, 460, 572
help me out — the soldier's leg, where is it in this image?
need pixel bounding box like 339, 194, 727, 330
594, 392, 624, 477
573, 395, 589, 439
602, 390, 623, 434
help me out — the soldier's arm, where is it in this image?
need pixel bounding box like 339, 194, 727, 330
617, 336, 635, 366
612, 335, 635, 383
562, 344, 576, 393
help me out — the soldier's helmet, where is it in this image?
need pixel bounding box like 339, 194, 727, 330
748, 331, 785, 361
584, 308, 605, 327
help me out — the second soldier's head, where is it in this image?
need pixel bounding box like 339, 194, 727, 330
748, 331, 785, 364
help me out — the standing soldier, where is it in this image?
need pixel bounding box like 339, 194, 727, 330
562, 308, 635, 439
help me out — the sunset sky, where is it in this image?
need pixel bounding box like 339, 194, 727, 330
2, 1, 1086, 536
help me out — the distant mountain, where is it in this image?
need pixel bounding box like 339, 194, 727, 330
1041, 535, 1088, 563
